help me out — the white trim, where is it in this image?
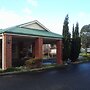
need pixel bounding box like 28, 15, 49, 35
0, 37, 2, 39
6, 33, 38, 38
19, 20, 50, 31
5, 33, 62, 40
2, 34, 5, 70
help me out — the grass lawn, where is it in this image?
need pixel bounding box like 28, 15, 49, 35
79, 53, 90, 61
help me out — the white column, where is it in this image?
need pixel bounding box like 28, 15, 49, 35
2, 34, 5, 70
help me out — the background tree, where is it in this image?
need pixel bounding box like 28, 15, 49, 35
80, 24, 90, 54
70, 23, 81, 61
62, 14, 71, 62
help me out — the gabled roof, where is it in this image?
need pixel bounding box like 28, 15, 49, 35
0, 20, 63, 39
18, 20, 50, 31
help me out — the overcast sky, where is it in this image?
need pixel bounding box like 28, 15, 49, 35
0, 0, 90, 34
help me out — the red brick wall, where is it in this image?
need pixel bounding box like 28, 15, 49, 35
3, 34, 12, 69
56, 40, 62, 64
35, 38, 43, 58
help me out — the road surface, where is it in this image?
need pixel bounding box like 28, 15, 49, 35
0, 62, 90, 90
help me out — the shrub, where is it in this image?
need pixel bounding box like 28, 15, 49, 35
4, 67, 21, 72
25, 58, 42, 68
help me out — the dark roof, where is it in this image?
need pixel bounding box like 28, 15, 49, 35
0, 26, 62, 39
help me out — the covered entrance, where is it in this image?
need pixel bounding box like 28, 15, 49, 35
0, 20, 63, 70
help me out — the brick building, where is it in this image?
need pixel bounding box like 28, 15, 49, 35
0, 20, 63, 70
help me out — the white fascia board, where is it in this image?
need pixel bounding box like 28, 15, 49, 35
5, 33, 61, 40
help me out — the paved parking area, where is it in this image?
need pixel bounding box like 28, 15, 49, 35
0, 62, 90, 90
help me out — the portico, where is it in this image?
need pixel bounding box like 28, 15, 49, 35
0, 20, 63, 70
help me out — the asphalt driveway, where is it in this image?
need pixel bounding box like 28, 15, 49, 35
0, 62, 90, 90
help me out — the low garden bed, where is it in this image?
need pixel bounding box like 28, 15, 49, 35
0, 56, 90, 75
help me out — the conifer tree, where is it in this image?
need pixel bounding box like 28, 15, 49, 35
72, 24, 75, 38
70, 23, 81, 61
62, 14, 71, 62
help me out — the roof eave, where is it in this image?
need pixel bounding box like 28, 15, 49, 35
5, 32, 62, 40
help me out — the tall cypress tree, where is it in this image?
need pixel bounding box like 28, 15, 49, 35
70, 22, 81, 61
72, 24, 75, 38
63, 14, 69, 38
75, 23, 79, 38
62, 14, 71, 62
74, 22, 81, 60
70, 24, 75, 61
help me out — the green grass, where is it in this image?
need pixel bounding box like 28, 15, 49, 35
80, 53, 90, 61
80, 53, 90, 56
0, 64, 65, 74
